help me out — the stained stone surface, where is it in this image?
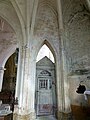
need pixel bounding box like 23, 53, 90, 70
36, 115, 57, 120
0, 0, 90, 120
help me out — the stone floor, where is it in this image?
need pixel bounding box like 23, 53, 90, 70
36, 115, 57, 120
71, 105, 90, 120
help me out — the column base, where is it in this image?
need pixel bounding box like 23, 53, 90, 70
57, 111, 73, 120
56, 111, 63, 120
62, 112, 73, 120
13, 112, 36, 120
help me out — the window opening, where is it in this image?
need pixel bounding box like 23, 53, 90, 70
36, 44, 55, 63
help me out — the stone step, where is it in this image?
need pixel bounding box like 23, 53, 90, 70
36, 115, 57, 120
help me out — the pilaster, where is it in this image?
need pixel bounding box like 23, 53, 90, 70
14, 44, 36, 120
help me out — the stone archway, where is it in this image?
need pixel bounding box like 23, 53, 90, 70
0, 16, 18, 92
1, 52, 18, 111
35, 41, 57, 117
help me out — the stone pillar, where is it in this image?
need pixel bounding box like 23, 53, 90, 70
56, 0, 72, 119
57, 41, 72, 120
0, 67, 6, 92
56, 32, 72, 120
14, 45, 36, 120
56, 58, 63, 120
60, 34, 73, 120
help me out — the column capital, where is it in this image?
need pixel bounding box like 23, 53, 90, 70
21, 44, 30, 50
0, 67, 6, 71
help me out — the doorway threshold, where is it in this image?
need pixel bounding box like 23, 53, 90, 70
36, 115, 57, 120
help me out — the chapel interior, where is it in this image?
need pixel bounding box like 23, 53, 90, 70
0, 0, 90, 120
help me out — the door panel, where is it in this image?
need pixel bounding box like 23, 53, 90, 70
37, 78, 53, 115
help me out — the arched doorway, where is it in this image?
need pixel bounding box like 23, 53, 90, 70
1, 50, 18, 111
0, 16, 18, 91
35, 44, 57, 117
0, 15, 19, 120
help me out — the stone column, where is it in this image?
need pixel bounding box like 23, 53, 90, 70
56, 0, 72, 119
61, 48, 72, 120
14, 45, 36, 120
57, 37, 72, 120
56, 57, 64, 120
0, 67, 6, 92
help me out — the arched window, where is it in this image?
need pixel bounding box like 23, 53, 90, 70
36, 44, 55, 63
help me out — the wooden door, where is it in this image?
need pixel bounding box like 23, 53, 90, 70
37, 78, 53, 115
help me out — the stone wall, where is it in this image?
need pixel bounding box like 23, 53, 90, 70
68, 75, 90, 106
33, 0, 60, 58
61, 0, 90, 107
61, 0, 90, 73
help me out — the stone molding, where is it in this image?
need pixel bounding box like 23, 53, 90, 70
0, 67, 6, 71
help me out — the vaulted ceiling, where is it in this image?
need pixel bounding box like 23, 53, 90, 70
0, 0, 90, 71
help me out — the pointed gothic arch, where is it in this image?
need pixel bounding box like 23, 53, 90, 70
0, 52, 18, 112
44, 40, 56, 60
35, 40, 57, 117
36, 40, 56, 63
